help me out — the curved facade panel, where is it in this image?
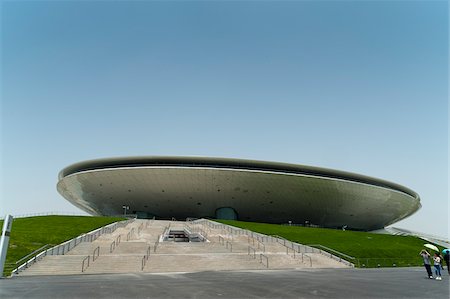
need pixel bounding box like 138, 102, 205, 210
57, 156, 421, 231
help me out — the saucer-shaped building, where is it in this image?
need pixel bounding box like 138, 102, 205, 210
57, 156, 421, 231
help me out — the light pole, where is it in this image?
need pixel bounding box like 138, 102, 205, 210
122, 205, 129, 216
0, 215, 13, 277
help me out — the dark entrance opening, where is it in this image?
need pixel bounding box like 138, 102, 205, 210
167, 230, 189, 242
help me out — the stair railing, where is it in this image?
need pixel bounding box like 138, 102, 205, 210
93, 246, 100, 261
226, 241, 233, 252
302, 253, 312, 267
257, 240, 265, 252
194, 219, 355, 268
286, 246, 296, 258
154, 239, 159, 252
12, 244, 50, 273
12, 218, 135, 276
259, 254, 269, 268
141, 256, 146, 271
247, 234, 255, 246
306, 244, 355, 262
126, 227, 135, 241
141, 245, 152, 271
248, 246, 256, 259
247, 235, 265, 252
81, 255, 90, 272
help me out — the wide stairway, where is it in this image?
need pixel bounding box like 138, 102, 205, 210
19, 219, 349, 276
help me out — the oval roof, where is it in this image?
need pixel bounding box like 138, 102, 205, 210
59, 156, 419, 199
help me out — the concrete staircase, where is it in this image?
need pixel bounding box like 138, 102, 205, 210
19, 219, 349, 276
16, 255, 86, 276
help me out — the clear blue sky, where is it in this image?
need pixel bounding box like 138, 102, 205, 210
1, 1, 448, 237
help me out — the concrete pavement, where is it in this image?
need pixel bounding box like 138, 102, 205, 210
1, 267, 449, 298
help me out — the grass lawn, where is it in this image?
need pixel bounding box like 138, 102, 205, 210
216, 219, 442, 268
0, 215, 125, 275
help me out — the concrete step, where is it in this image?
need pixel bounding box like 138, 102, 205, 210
109, 242, 149, 255
143, 253, 265, 272
85, 255, 143, 274
155, 243, 230, 254
19, 255, 86, 276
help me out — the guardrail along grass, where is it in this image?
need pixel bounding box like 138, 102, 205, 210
216, 220, 443, 268
0, 215, 125, 276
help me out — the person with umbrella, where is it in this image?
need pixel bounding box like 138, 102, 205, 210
443, 249, 450, 275
420, 249, 433, 279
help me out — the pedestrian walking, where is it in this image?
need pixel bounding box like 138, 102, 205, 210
443, 251, 450, 274
420, 249, 433, 279
433, 253, 442, 280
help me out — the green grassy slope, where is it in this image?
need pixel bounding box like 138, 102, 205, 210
0, 215, 125, 275
216, 220, 442, 267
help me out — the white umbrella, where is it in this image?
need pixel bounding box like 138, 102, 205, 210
424, 243, 439, 252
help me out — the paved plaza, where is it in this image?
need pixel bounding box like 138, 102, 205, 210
1, 267, 449, 298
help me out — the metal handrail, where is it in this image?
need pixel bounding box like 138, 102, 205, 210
257, 240, 265, 252
307, 244, 355, 260
226, 241, 233, 252
81, 255, 90, 272
184, 224, 192, 234
0, 211, 89, 219
24, 255, 36, 270
353, 257, 423, 268
271, 234, 287, 246
194, 219, 355, 267
260, 254, 269, 268
140, 245, 152, 271
214, 220, 353, 264
116, 235, 121, 245
266, 234, 352, 266
218, 236, 224, 245
154, 240, 159, 252
126, 228, 135, 241
302, 253, 312, 267
93, 246, 100, 261
15, 244, 51, 266
287, 246, 296, 258
248, 235, 255, 245
248, 246, 256, 259
110, 240, 116, 253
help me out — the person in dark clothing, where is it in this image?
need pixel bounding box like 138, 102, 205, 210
420, 249, 433, 279
444, 251, 450, 274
